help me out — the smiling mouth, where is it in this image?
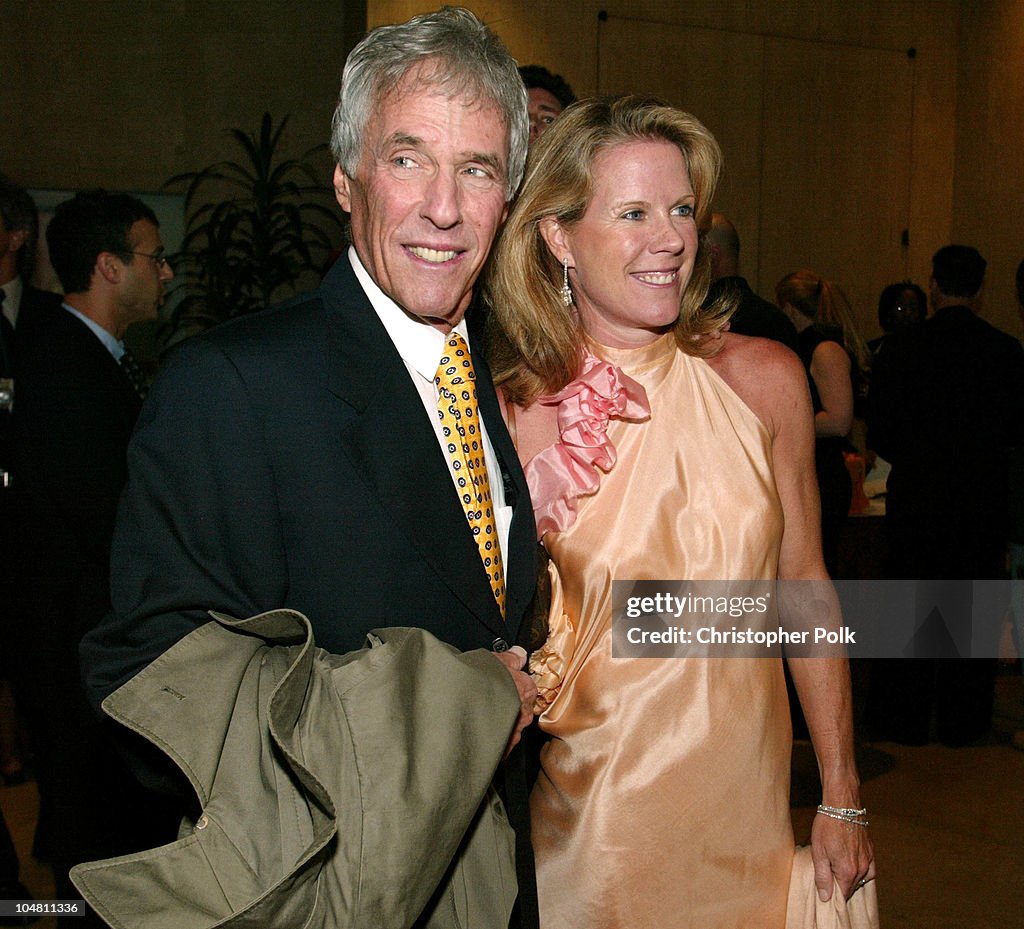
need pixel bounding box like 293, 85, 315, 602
408, 246, 460, 264
634, 271, 678, 285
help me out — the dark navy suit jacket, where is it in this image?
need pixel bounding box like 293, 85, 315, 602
83, 257, 537, 693
80, 257, 539, 927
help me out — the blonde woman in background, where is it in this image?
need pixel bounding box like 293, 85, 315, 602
776, 271, 867, 575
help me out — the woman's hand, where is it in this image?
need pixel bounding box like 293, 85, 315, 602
810, 810, 876, 901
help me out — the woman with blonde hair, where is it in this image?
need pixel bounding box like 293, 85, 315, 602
776, 270, 865, 574
488, 95, 875, 928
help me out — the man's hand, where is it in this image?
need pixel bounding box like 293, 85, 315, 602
492, 646, 538, 759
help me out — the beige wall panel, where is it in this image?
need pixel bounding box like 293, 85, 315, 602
1, 0, 363, 193
595, 18, 767, 287
366, 0, 939, 100
901, 1, 958, 293
758, 38, 915, 339
594, 13, 919, 338
2, 2, 187, 191
953, 0, 1024, 337
761, 0, 919, 47
368, 0, 595, 101
182, 3, 360, 170
585, 0, 918, 46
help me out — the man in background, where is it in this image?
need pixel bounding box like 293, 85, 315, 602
869, 245, 1024, 745
0, 174, 62, 338
9, 190, 175, 922
0, 173, 56, 923
519, 64, 576, 145
705, 212, 798, 350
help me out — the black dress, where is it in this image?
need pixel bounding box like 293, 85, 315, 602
796, 326, 852, 577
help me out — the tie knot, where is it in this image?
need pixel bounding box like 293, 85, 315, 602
436, 331, 475, 390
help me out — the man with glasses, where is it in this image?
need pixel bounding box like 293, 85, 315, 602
8, 189, 177, 924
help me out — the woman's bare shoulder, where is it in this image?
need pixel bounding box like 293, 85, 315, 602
705, 333, 809, 434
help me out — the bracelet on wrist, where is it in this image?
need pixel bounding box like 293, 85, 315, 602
816, 804, 869, 826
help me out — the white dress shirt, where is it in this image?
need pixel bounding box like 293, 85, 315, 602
1, 277, 23, 329
62, 302, 126, 361
347, 247, 512, 573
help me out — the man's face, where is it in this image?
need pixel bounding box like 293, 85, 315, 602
118, 219, 173, 327
335, 72, 510, 332
526, 87, 564, 145
0, 213, 27, 285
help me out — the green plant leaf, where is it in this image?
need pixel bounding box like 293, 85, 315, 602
161, 112, 344, 350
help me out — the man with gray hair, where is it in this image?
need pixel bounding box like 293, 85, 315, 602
81, 8, 539, 926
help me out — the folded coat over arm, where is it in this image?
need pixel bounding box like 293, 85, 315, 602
71, 611, 521, 929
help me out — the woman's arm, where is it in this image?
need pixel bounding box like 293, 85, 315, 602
767, 347, 875, 901
809, 340, 853, 437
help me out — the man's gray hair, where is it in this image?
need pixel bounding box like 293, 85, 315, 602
330, 6, 528, 199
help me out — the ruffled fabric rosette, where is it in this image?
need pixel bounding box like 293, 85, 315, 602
526, 349, 649, 713
525, 348, 650, 539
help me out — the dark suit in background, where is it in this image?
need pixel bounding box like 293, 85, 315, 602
0, 176, 64, 907
868, 303, 1024, 743
707, 275, 799, 351
0, 297, 25, 905
9, 302, 177, 909
7, 283, 62, 336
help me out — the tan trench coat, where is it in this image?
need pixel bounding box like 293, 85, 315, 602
71, 610, 521, 929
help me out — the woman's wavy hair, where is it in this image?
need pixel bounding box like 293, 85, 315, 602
486, 94, 732, 406
775, 269, 870, 371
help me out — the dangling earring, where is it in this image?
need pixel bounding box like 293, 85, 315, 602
560, 258, 573, 307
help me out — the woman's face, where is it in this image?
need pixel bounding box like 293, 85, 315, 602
894, 287, 922, 328
545, 140, 698, 348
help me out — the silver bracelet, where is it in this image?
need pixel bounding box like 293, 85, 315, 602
816, 804, 869, 826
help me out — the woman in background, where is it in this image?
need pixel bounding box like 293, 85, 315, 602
776, 271, 867, 575
868, 280, 926, 362
488, 95, 875, 929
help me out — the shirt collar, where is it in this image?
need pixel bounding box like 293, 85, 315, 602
1, 278, 23, 328
347, 246, 470, 382
62, 302, 125, 361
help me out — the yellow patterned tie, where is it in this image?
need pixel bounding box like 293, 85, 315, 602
435, 331, 506, 617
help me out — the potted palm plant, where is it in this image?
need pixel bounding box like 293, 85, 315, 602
162, 112, 344, 344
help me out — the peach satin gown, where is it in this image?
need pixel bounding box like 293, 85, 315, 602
514, 333, 837, 929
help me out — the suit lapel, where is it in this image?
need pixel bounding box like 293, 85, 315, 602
473, 346, 537, 642
321, 261, 508, 640
57, 309, 142, 423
